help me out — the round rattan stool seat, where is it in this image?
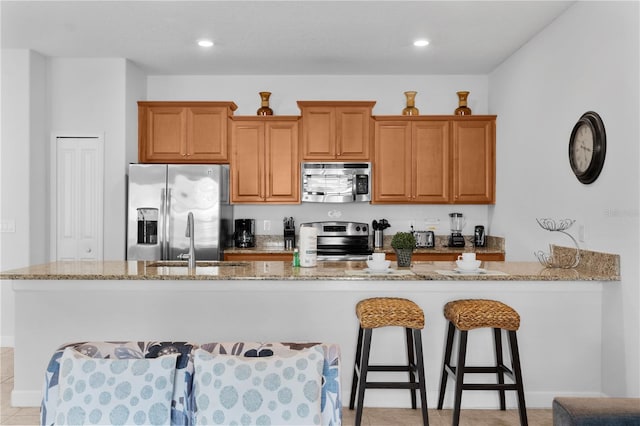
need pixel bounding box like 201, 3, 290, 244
444, 299, 520, 331
356, 297, 425, 329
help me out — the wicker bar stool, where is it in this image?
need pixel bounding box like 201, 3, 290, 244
437, 299, 527, 426
349, 297, 429, 426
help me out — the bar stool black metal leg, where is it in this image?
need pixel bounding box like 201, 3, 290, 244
493, 327, 506, 410
405, 327, 417, 409
354, 328, 372, 426
413, 329, 430, 426
452, 330, 468, 426
508, 331, 528, 426
437, 321, 456, 410
349, 326, 364, 410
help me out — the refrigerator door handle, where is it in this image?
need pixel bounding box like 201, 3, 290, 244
160, 188, 167, 260
164, 188, 172, 259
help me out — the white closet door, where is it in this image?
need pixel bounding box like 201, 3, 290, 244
55, 136, 104, 261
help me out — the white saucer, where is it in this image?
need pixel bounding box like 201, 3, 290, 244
363, 267, 393, 274
454, 267, 487, 274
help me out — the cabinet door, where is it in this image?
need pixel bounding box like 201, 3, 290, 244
265, 121, 300, 203
413, 121, 450, 203
301, 107, 335, 159
231, 121, 265, 202
140, 106, 187, 162
336, 107, 371, 160
452, 119, 495, 203
187, 107, 229, 162
373, 121, 412, 202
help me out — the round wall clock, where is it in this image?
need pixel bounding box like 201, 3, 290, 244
568, 111, 606, 184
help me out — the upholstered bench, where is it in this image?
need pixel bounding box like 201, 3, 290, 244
553, 397, 640, 426
41, 341, 341, 426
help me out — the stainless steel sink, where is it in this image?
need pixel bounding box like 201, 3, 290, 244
147, 261, 249, 267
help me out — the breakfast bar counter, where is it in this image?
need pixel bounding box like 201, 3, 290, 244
0, 256, 619, 282
1, 253, 620, 410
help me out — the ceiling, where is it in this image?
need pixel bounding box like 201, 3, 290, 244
1, 0, 574, 75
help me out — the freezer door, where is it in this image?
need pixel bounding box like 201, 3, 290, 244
167, 165, 223, 260
126, 164, 167, 260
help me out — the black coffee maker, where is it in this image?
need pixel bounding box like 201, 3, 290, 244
234, 219, 255, 248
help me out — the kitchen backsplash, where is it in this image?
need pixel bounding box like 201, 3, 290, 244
252, 234, 505, 251
233, 203, 492, 236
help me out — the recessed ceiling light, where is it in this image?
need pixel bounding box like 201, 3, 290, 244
413, 39, 429, 47
198, 40, 214, 48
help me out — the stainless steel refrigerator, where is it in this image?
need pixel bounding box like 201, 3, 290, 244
126, 164, 233, 261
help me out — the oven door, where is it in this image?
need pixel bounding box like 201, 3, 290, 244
317, 254, 371, 261
316, 236, 372, 261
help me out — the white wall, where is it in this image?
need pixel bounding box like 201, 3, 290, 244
148, 74, 494, 235
47, 58, 135, 261
489, 1, 639, 396
0, 50, 47, 346
125, 61, 147, 166
1, 56, 145, 343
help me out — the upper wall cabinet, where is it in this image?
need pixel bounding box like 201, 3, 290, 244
138, 101, 237, 163
230, 117, 300, 204
373, 118, 450, 203
372, 115, 495, 204
451, 117, 495, 203
297, 101, 375, 160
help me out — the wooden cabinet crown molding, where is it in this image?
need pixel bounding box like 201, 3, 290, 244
231, 115, 300, 121
297, 100, 376, 108
138, 101, 238, 111
374, 114, 497, 121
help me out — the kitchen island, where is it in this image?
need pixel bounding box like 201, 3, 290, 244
1, 254, 619, 409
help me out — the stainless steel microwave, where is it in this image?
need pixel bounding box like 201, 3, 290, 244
301, 162, 371, 203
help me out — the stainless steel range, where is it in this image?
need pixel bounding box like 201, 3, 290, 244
301, 221, 372, 261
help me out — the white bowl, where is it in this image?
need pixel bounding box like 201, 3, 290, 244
456, 259, 482, 271
366, 259, 391, 271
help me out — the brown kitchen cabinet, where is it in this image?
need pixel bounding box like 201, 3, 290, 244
230, 117, 300, 204
452, 117, 496, 203
224, 253, 294, 262
138, 101, 237, 163
298, 101, 375, 160
373, 117, 450, 203
386, 252, 505, 262
373, 115, 495, 204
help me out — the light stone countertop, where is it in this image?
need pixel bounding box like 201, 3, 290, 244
0, 257, 620, 282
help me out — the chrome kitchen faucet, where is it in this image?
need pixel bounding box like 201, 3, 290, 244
178, 212, 196, 270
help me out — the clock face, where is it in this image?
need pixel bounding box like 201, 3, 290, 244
571, 123, 594, 173
568, 111, 606, 184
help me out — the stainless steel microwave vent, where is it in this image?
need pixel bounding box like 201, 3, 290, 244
301, 162, 371, 203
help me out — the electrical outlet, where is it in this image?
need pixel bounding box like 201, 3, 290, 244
263, 220, 271, 231
578, 224, 585, 243
0, 219, 15, 233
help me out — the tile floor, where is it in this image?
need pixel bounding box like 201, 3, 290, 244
0, 347, 552, 425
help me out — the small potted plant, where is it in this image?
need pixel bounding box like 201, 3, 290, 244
391, 232, 416, 267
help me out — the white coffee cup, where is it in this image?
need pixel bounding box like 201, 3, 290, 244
369, 253, 386, 262
458, 252, 476, 262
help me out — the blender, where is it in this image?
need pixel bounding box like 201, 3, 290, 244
448, 212, 466, 247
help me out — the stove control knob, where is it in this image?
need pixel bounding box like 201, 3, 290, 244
356, 226, 361, 232
362, 225, 367, 233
